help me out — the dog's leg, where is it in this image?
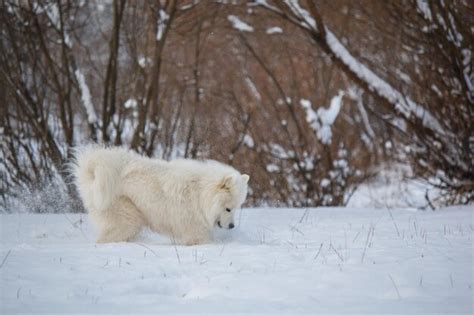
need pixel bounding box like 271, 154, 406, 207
96, 224, 142, 243
95, 197, 144, 243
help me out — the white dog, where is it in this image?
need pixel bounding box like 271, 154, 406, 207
73, 146, 249, 245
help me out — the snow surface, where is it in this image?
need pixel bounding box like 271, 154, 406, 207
348, 164, 442, 210
1, 206, 472, 313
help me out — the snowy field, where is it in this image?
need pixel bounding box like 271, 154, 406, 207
1, 206, 472, 314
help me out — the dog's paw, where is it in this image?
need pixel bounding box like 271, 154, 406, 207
181, 236, 211, 246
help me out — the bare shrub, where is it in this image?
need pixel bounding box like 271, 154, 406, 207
2, 0, 469, 211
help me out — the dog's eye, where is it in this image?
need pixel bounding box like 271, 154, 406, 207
226, 208, 231, 212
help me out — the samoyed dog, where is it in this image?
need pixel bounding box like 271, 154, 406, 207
73, 146, 249, 245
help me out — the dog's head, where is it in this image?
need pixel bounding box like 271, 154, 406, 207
212, 173, 249, 230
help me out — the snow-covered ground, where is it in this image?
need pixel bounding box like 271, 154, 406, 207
347, 164, 441, 209
348, 177, 436, 209
1, 206, 472, 314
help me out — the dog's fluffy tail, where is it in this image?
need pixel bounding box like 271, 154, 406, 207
73, 145, 130, 212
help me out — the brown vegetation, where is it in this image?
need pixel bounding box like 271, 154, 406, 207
1, 0, 472, 211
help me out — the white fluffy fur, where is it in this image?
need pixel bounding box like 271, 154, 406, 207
73, 146, 249, 245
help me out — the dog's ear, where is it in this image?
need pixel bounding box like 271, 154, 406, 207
242, 174, 250, 183
219, 174, 235, 191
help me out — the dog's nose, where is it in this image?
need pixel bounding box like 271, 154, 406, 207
229, 223, 235, 229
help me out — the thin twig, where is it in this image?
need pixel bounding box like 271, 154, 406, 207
330, 244, 344, 262
0, 250, 12, 268
313, 243, 324, 261
135, 243, 159, 257
173, 243, 181, 264
101, 258, 109, 268
389, 274, 401, 299
387, 208, 400, 237
361, 224, 372, 263
352, 230, 361, 243
298, 208, 309, 223
219, 244, 226, 256
290, 225, 305, 236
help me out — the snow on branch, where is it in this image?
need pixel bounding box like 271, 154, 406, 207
157, 10, 170, 41
324, 29, 444, 134
276, 1, 445, 133
266, 26, 283, 34
248, 0, 283, 18
283, 0, 317, 31
248, 0, 280, 11
180, 1, 199, 11
300, 91, 344, 145
418, 2, 473, 103
227, 15, 254, 32
75, 70, 97, 124
43, 2, 72, 47
348, 87, 376, 139
243, 134, 255, 148
245, 77, 261, 101
416, 0, 432, 21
